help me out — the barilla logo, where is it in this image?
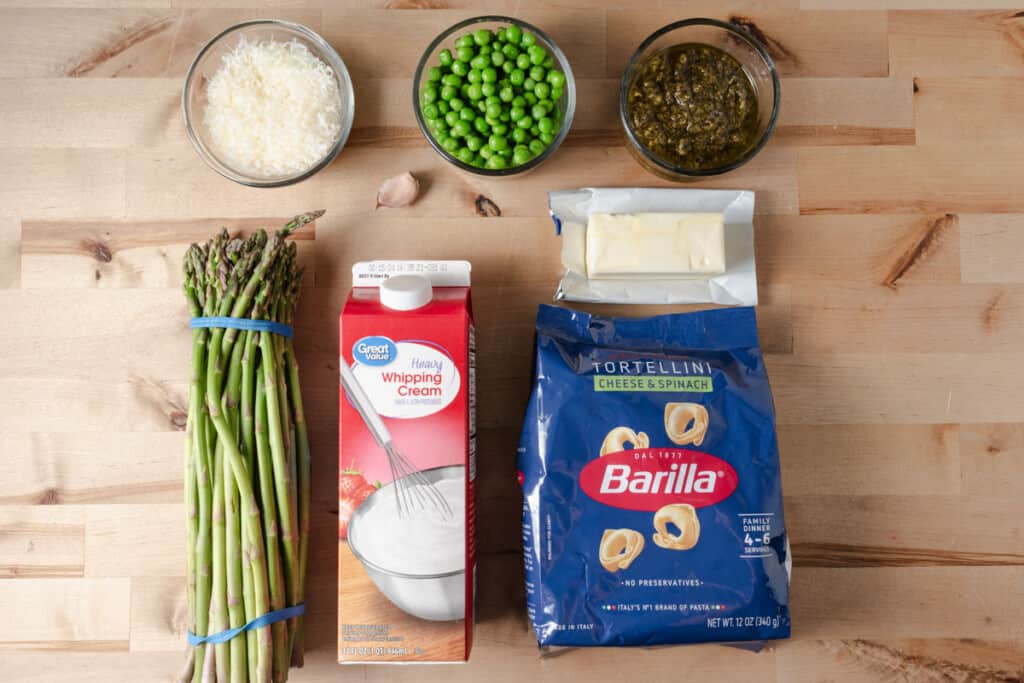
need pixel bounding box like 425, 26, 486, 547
353, 336, 397, 366
579, 449, 738, 511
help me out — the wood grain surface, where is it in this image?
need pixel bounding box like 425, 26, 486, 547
0, 2, 1022, 682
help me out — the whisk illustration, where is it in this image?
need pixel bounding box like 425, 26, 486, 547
340, 363, 454, 519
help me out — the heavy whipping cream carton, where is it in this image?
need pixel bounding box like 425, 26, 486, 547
519, 305, 790, 647
338, 261, 475, 663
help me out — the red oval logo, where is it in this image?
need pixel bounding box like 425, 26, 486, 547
579, 448, 738, 511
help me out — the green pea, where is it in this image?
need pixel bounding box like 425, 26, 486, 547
534, 82, 551, 100
422, 86, 438, 104
529, 138, 545, 155
471, 55, 489, 71
466, 135, 483, 152
529, 65, 545, 82
497, 146, 512, 158
456, 46, 474, 62
474, 28, 492, 45
439, 49, 453, 67
442, 136, 459, 152
501, 60, 514, 74
437, 100, 450, 114
499, 86, 515, 102
422, 103, 439, 120
441, 74, 461, 88
460, 107, 476, 121
538, 116, 554, 134
505, 24, 522, 44
524, 92, 538, 106
482, 68, 498, 83
511, 127, 527, 143
530, 124, 540, 136
485, 115, 500, 127
509, 69, 525, 86
550, 86, 563, 101
449, 97, 464, 111
473, 117, 490, 135
509, 106, 525, 121
491, 51, 505, 67
527, 45, 545, 64
481, 82, 496, 97
478, 44, 491, 55
517, 115, 533, 129
427, 66, 442, 82
512, 146, 531, 166
547, 70, 566, 88
542, 55, 554, 69
502, 43, 520, 59
467, 69, 481, 84
485, 154, 508, 170
445, 110, 459, 126
539, 131, 554, 144
441, 85, 457, 101
451, 60, 469, 77
472, 155, 486, 167
485, 101, 502, 118
491, 123, 508, 136
479, 145, 493, 159
521, 32, 536, 47
516, 53, 531, 70
488, 134, 508, 151
530, 103, 547, 120
456, 34, 474, 48
511, 95, 526, 108
496, 27, 507, 43
456, 147, 473, 163
523, 78, 536, 91
500, 111, 510, 122
452, 120, 471, 137
466, 83, 483, 101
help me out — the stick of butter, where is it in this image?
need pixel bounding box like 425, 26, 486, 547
585, 213, 726, 278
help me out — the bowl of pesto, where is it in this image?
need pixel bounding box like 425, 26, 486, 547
620, 18, 780, 180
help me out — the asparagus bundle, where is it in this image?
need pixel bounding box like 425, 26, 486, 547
180, 212, 319, 683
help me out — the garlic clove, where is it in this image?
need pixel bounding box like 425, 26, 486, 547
376, 172, 420, 209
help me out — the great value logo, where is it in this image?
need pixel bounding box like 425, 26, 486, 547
579, 448, 738, 511
353, 336, 397, 366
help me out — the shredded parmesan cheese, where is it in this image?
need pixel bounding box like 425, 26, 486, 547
203, 37, 344, 178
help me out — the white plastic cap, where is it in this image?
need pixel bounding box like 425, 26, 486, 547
380, 274, 433, 311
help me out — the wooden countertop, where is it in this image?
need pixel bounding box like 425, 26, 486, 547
1, 3, 1023, 682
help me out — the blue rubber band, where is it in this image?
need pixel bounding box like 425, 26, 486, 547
187, 604, 305, 647
190, 316, 293, 339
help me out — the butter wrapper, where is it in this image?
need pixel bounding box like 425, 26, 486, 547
550, 188, 757, 306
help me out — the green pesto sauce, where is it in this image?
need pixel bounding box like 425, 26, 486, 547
627, 43, 759, 170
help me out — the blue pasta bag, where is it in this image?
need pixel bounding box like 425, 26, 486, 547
518, 305, 790, 647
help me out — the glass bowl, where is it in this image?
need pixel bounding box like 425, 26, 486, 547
182, 20, 355, 188
413, 16, 576, 177
619, 18, 780, 181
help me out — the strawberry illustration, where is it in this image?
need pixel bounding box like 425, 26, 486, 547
339, 465, 380, 539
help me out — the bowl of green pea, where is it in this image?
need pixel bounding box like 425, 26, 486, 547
414, 16, 575, 175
